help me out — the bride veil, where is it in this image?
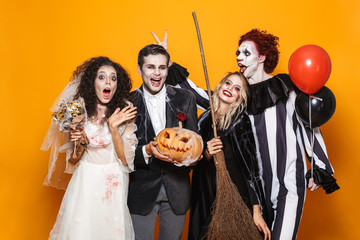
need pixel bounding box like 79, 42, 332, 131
41, 75, 81, 190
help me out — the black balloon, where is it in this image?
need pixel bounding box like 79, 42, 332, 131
295, 86, 336, 128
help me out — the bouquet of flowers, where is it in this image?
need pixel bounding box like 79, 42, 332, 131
52, 97, 87, 157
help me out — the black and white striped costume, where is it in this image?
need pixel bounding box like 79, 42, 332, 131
170, 72, 339, 240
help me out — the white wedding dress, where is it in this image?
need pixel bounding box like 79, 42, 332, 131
49, 120, 137, 240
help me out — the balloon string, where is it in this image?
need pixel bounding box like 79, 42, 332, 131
309, 96, 314, 179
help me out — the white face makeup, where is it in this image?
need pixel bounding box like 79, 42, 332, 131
236, 41, 262, 79
94, 65, 117, 105
218, 74, 243, 105
138, 54, 168, 95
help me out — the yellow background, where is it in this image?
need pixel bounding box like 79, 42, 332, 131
1, 0, 359, 239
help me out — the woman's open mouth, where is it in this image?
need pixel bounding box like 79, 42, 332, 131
103, 88, 111, 99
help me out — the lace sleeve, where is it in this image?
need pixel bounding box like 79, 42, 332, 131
115, 120, 138, 172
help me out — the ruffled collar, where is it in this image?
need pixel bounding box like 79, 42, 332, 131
246, 74, 295, 115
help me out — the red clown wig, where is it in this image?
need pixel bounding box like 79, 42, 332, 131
238, 29, 279, 73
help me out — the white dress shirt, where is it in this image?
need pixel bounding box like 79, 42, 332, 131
142, 85, 167, 163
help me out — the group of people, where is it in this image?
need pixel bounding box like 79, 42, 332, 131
42, 29, 339, 240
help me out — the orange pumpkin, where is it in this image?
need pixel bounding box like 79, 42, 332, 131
156, 123, 203, 165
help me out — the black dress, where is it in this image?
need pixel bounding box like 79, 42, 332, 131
189, 110, 267, 240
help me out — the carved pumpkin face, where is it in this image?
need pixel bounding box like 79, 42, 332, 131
156, 127, 203, 163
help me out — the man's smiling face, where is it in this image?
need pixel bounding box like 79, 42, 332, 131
138, 54, 168, 95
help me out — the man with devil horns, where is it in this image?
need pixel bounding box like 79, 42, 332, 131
164, 29, 340, 239
127, 40, 199, 239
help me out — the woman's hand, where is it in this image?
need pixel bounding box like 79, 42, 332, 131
108, 105, 137, 133
253, 205, 271, 240
205, 137, 223, 159
69, 129, 88, 164
70, 129, 87, 144
109, 106, 136, 166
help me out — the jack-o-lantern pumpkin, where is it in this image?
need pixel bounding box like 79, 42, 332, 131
156, 122, 203, 165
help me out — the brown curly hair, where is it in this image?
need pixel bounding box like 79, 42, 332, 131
237, 29, 279, 73
72, 56, 132, 119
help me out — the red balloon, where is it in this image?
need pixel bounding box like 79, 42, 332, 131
288, 45, 332, 94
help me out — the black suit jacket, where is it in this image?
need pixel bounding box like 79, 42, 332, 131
128, 85, 198, 215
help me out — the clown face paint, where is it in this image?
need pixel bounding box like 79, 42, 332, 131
138, 54, 168, 95
94, 65, 117, 105
236, 41, 262, 79
218, 74, 243, 105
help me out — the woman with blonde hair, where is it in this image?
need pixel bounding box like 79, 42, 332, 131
189, 72, 271, 240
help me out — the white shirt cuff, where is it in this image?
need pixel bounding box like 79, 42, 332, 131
142, 145, 151, 164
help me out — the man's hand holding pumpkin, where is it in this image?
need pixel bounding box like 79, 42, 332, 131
145, 141, 181, 164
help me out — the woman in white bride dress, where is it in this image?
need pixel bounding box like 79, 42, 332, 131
42, 56, 137, 240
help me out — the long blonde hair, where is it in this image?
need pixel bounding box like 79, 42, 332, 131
212, 72, 248, 130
